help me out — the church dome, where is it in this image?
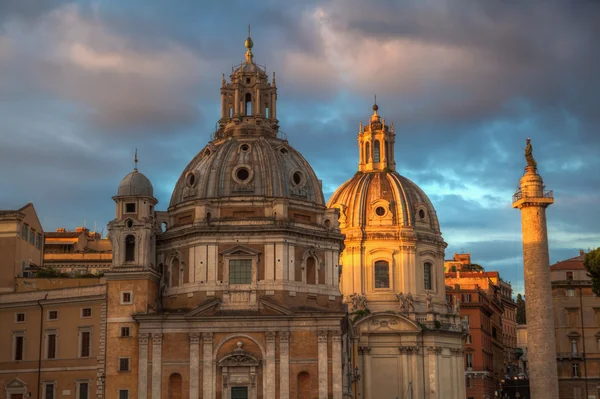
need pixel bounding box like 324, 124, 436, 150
118, 170, 153, 197
328, 171, 440, 232
169, 135, 324, 208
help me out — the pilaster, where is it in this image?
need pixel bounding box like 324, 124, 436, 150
317, 330, 329, 399
189, 333, 200, 399
266, 331, 276, 398
331, 330, 342, 399
151, 333, 162, 399
203, 332, 214, 399
279, 331, 290, 399
427, 346, 442, 399
138, 333, 149, 399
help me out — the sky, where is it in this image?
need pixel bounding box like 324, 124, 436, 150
1, 0, 599, 294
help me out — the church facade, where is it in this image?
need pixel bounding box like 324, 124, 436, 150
328, 105, 467, 398
104, 34, 347, 399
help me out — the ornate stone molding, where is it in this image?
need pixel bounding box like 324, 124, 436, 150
139, 333, 150, 345
371, 318, 398, 328
152, 333, 162, 345
450, 348, 464, 356
330, 330, 342, 342
358, 346, 370, 354
203, 332, 213, 343
265, 331, 277, 343
279, 331, 290, 343
189, 332, 201, 344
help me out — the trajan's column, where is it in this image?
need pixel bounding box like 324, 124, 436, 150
512, 138, 559, 399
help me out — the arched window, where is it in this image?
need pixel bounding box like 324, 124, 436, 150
424, 262, 433, 290
229, 107, 233, 118
373, 140, 381, 162
245, 93, 252, 116
365, 142, 371, 162
297, 371, 311, 399
171, 259, 180, 287
168, 373, 182, 399
374, 261, 390, 288
265, 105, 269, 118
125, 235, 135, 262
306, 256, 316, 285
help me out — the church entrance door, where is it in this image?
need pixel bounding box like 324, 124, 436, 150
231, 386, 249, 399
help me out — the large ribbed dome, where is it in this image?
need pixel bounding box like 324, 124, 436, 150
118, 170, 153, 197
169, 136, 324, 208
328, 171, 440, 232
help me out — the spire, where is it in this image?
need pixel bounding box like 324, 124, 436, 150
134, 149, 138, 171
245, 24, 254, 63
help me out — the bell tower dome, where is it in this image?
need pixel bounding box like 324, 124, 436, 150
217, 27, 279, 139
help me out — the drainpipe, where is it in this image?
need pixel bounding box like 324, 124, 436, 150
579, 286, 588, 398
37, 293, 48, 399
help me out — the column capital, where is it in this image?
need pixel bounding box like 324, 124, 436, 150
427, 346, 442, 355
152, 333, 162, 345
266, 331, 277, 342
139, 333, 150, 345
330, 330, 342, 342
202, 332, 213, 343
317, 330, 329, 342
189, 332, 201, 344
450, 348, 464, 356
358, 346, 370, 354
279, 331, 291, 343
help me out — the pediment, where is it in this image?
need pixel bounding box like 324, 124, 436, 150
354, 312, 421, 333
6, 377, 27, 388
259, 297, 293, 315
220, 245, 261, 256
186, 298, 221, 317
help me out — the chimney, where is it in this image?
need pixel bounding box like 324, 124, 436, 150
56, 228, 66, 233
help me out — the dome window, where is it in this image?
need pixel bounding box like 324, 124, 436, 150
292, 171, 305, 186
280, 147, 288, 155
375, 206, 386, 216
240, 144, 250, 153
203, 148, 212, 157
419, 209, 426, 219
185, 172, 197, 187
237, 168, 250, 181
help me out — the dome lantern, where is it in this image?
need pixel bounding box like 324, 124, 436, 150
358, 103, 396, 172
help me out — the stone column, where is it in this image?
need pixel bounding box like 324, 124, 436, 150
203, 333, 214, 399
151, 333, 162, 399
266, 332, 276, 398
359, 346, 370, 399
399, 347, 408, 397
427, 347, 441, 399
331, 330, 342, 399
513, 165, 559, 399
189, 333, 200, 399
317, 330, 329, 399
411, 346, 422, 399
138, 333, 149, 399
279, 331, 290, 399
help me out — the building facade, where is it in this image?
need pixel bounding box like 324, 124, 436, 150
0, 203, 44, 292
328, 105, 466, 399
551, 250, 600, 399
44, 227, 112, 275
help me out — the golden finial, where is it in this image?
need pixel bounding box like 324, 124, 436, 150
134, 149, 138, 171
244, 24, 254, 63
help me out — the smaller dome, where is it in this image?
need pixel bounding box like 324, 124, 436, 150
118, 170, 153, 197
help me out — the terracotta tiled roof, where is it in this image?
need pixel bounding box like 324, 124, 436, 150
550, 252, 586, 271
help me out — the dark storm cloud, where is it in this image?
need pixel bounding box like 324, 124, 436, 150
0, 0, 598, 293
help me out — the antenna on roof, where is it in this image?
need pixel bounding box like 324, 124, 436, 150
84, 219, 86, 228
93, 221, 97, 234
134, 148, 138, 171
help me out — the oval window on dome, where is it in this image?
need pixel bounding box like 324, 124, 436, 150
280, 147, 288, 155
236, 168, 250, 181
240, 144, 250, 153
292, 171, 304, 186
185, 172, 196, 187
375, 206, 386, 216
419, 209, 426, 219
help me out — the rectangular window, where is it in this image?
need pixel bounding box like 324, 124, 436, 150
48, 310, 58, 320
80, 331, 91, 357
119, 390, 129, 399
47, 332, 57, 359
229, 259, 252, 284
36, 233, 42, 250
119, 358, 130, 372
572, 363, 579, 377
121, 292, 132, 304
120, 327, 130, 337
22, 224, 28, 240
124, 203, 136, 213
15, 313, 25, 323
81, 308, 92, 318
374, 261, 390, 288
424, 262, 432, 290
14, 334, 24, 360
44, 383, 55, 399
567, 289, 576, 297
30, 229, 35, 245
466, 353, 473, 368
566, 271, 574, 281
462, 293, 471, 303
77, 382, 89, 399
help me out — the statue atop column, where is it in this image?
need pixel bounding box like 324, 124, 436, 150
525, 138, 537, 169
